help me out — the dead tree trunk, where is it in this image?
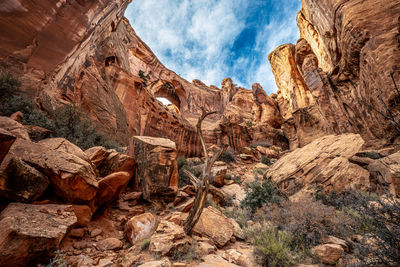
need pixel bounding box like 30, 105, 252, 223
183, 108, 227, 234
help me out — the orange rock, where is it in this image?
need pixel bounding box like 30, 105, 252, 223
95, 171, 131, 208
125, 212, 157, 244
312, 244, 344, 265
132, 136, 178, 203
0, 116, 30, 141
0, 128, 15, 165
0, 203, 77, 267
9, 112, 23, 124
72, 205, 93, 227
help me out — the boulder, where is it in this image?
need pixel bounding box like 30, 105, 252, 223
312, 244, 344, 265
7, 138, 98, 204
220, 249, 254, 267
265, 134, 370, 197
95, 171, 131, 208
0, 203, 77, 267
39, 138, 92, 164
85, 146, 135, 177
0, 157, 49, 202
133, 136, 178, 203
0, 128, 15, 164
193, 206, 234, 248
212, 161, 227, 187
125, 212, 157, 244
0, 116, 30, 140
256, 146, 279, 159
321, 236, 350, 253
149, 220, 190, 256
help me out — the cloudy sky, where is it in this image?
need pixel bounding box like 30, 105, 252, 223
125, 0, 301, 94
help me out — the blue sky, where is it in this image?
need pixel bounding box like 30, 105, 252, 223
126, 0, 301, 94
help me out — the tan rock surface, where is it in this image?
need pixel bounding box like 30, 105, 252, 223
193, 206, 234, 248
265, 134, 370, 196
0, 203, 77, 267
312, 244, 344, 265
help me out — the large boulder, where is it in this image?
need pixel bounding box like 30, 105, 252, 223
0, 203, 77, 267
85, 146, 135, 177
39, 138, 93, 165
132, 136, 178, 203
312, 244, 344, 265
6, 138, 98, 204
0, 128, 16, 164
149, 220, 190, 257
125, 212, 157, 244
0, 157, 49, 202
265, 134, 370, 197
95, 171, 131, 208
193, 206, 234, 248
0, 116, 30, 141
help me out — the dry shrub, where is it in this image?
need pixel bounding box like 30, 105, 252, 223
267, 198, 354, 248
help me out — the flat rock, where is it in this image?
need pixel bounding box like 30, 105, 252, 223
0, 116, 30, 140
149, 220, 189, 256
198, 254, 240, 267
0, 203, 77, 267
97, 238, 123, 251
312, 244, 344, 265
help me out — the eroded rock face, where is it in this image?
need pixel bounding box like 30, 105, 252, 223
265, 134, 370, 198
133, 136, 178, 203
270, 0, 400, 148
0, 203, 77, 267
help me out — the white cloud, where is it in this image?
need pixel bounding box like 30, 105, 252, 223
125, 0, 300, 93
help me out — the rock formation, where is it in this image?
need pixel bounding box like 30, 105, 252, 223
270, 0, 400, 149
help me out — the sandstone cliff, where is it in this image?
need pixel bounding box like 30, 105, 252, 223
0, 0, 287, 156
270, 0, 400, 149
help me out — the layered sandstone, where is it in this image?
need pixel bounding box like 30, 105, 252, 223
270, 0, 400, 148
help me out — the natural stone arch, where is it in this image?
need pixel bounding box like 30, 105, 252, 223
152, 79, 185, 110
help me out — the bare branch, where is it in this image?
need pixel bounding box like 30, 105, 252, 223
183, 169, 200, 187
206, 145, 228, 176
196, 107, 218, 168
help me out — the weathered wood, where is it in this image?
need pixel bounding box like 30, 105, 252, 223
183, 108, 228, 234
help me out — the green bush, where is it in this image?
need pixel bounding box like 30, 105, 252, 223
245, 120, 253, 127
241, 180, 284, 212
261, 156, 272, 166
169, 242, 199, 261
0, 71, 21, 100
178, 159, 202, 188
219, 150, 236, 163
246, 224, 296, 267
177, 155, 187, 169
138, 239, 150, 251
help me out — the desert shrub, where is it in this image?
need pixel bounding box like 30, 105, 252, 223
0, 71, 21, 99
250, 141, 271, 149
49, 104, 119, 150
253, 168, 265, 176
261, 156, 272, 166
241, 180, 285, 212
225, 173, 232, 180
219, 149, 235, 163
38, 251, 68, 267
267, 199, 354, 249
232, 175, 242, 184
245, 120, 253, 127
245, 223, 297, 267
318, 191, 400, 266
178, 159, 202, 187
169, 242, 199, 261
222, 206, 251, 228
138, 239, 150, 251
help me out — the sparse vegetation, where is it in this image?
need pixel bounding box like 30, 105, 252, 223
250, 141, 271, 149
245, 120, 253, 127
317, 191, 400, 266
261, 156, 273, 166
177, 156, 202, 187
138, 70, 151, 88
253, 168, 265, 175
38, 251, 68, 267
138, 239, 150, 251
169, 242, 200, 261
219, 149, 236, 163
245, 223, 297, 267
241, 180, 285, 212
0, 72, 119, 150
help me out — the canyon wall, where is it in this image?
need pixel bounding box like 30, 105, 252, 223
0, 0, 287, 156
270, 0, 400, 149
